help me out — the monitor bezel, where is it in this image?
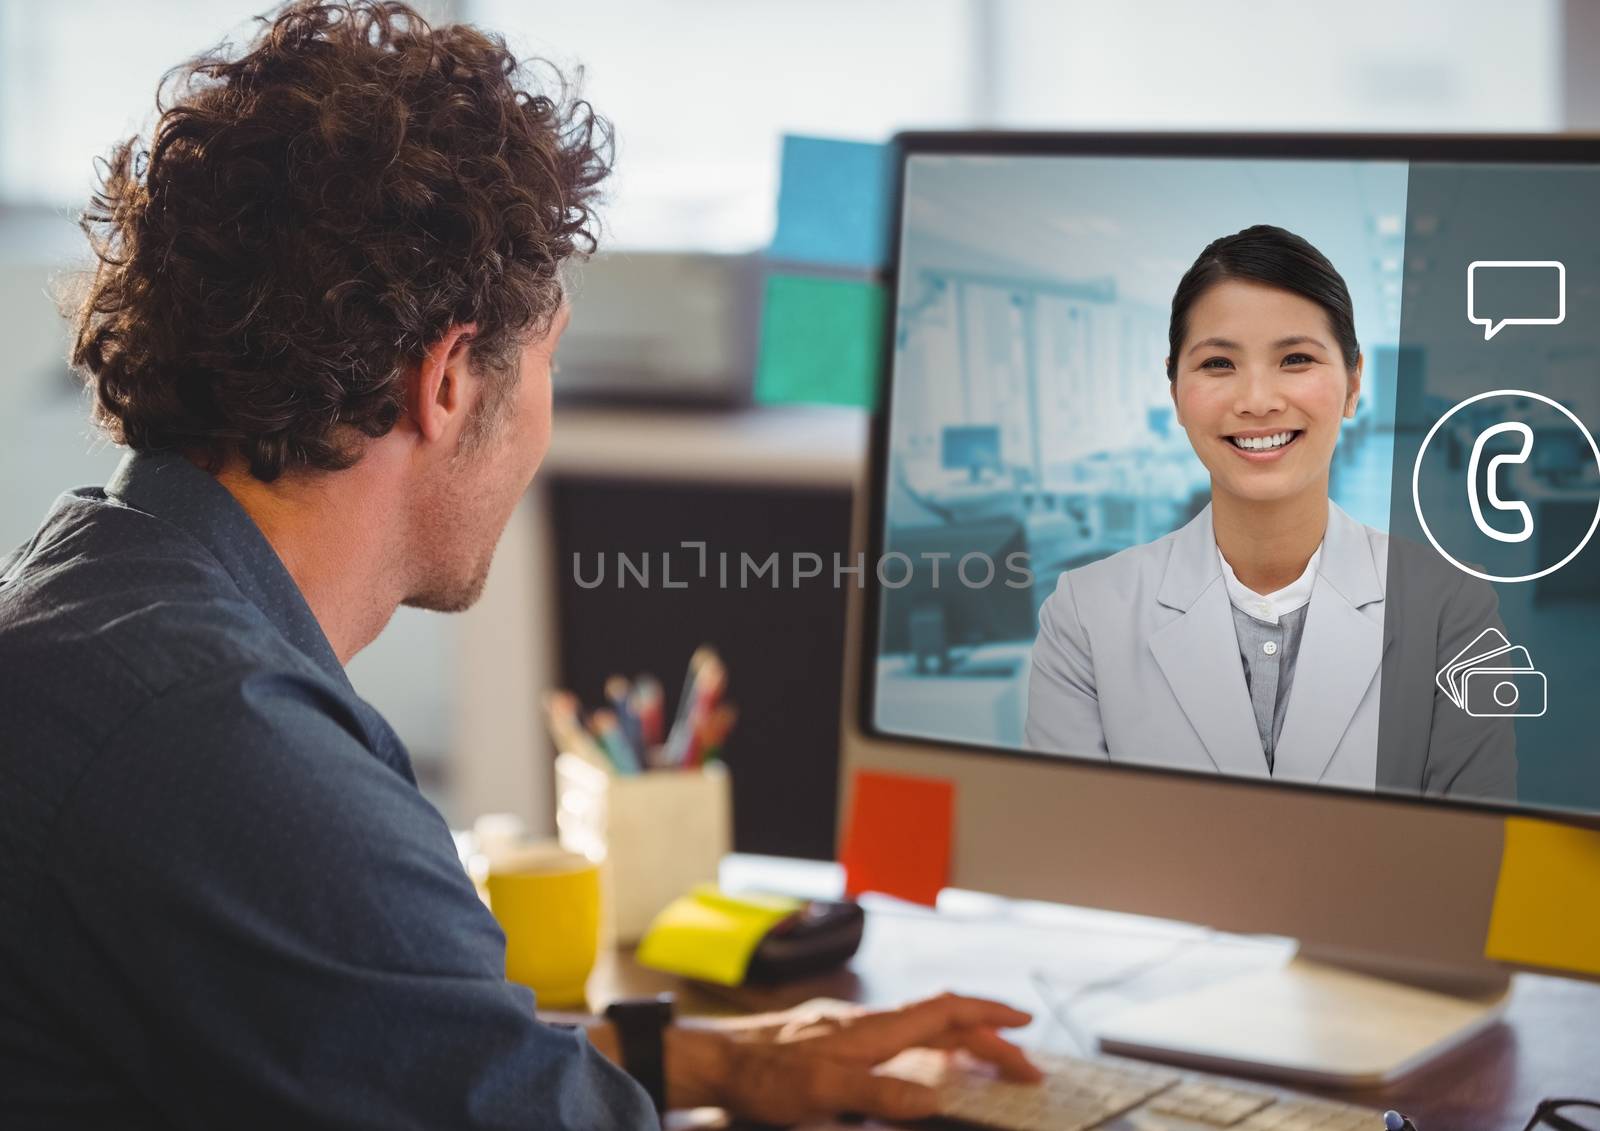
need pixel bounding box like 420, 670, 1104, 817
859, 130, 1600, 830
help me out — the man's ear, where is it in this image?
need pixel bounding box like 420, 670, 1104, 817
1345, 353, 1364, 419
410, 323, 478, 443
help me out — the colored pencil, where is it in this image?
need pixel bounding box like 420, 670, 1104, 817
664, 647, 717, 767
631, 675, 664, 748
695, 703, 737, 767
605, 674, 645, 763
680, 659, 726, 768
542, 691, 613, 772
590, 708, 642, 775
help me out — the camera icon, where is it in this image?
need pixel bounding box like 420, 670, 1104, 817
1436, 627, 1548, 718
1462, 669, 1547, 718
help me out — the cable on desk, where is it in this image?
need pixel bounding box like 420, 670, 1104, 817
1028, 933, 1209, 1054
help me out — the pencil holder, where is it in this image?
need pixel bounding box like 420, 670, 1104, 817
555, 752, 733, 945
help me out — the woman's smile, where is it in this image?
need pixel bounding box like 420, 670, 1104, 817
1224, 427, 1305, 461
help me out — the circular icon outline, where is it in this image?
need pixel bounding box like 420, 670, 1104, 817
1412, 388, 1600, 584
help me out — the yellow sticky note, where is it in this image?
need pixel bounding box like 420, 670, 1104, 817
1485, 817, 1600, 976
635, 885, 803, 986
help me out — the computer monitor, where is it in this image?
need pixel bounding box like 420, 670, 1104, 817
840, 132, 1600, 1085
1533, 427, 1591, 483
942, 424, 1004, 481
877, 517, 1033, 679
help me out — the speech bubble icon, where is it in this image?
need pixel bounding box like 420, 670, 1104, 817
1467, 260, 1566, 340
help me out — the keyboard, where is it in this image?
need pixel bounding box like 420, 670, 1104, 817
876, 1047, 1382, 1131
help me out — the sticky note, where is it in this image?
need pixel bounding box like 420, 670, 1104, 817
1484, 817, 1600, 976
839, 769, 954, 906
755, 273, 885, 410
636, 884, 803, 986
769, 135, 893, 270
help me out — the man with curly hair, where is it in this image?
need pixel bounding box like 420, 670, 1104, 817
0, 2, 1039, 1127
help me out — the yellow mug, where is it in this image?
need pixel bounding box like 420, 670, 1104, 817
484, 842, 602, 1009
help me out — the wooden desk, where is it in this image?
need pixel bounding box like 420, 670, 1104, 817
586, 897, 1600, 1130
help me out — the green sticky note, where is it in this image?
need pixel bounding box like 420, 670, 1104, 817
755, 273, 885, 410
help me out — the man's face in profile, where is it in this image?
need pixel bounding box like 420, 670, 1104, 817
404, 303, 570, 614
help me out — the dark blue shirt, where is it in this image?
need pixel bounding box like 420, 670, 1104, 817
0, 450, 654, 1129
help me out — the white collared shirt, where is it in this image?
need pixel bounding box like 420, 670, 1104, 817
1217, 543, 1322, 625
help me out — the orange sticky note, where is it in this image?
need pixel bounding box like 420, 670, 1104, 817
839, 770, 954, 906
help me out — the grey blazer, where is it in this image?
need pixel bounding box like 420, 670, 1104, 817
1025, 502, 1517, 800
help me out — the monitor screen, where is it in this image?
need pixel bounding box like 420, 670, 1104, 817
869, 137, 1600, 821
941, 424, 1003, 476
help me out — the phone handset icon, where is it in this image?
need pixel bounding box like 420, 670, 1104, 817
1467, 421, 1535, 544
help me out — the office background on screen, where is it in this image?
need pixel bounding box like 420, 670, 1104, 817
875, 155, 1407, 750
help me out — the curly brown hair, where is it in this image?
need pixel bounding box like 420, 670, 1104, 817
69, 0, 611, 481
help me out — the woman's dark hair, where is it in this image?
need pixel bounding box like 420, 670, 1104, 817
1165, 224, 1360, 380
69, 0, 612, 481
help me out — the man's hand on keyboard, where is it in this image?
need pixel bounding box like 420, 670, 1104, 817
664, 992, 1042, 1123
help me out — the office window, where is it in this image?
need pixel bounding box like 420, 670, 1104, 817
468, 0, 980, 250
470, 0, 1561, 250
0, 1, 1565, 233
0, 1, 267, 206
989, 0, 1560, 132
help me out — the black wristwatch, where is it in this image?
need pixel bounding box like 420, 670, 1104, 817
604, 993, 676, 1114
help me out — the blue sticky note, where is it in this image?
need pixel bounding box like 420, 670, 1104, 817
770, 135, 893, 270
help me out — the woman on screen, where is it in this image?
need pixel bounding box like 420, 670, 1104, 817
1024, 224, 1516, 798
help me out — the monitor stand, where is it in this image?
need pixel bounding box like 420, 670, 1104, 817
1095, 950, 1510, 1087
